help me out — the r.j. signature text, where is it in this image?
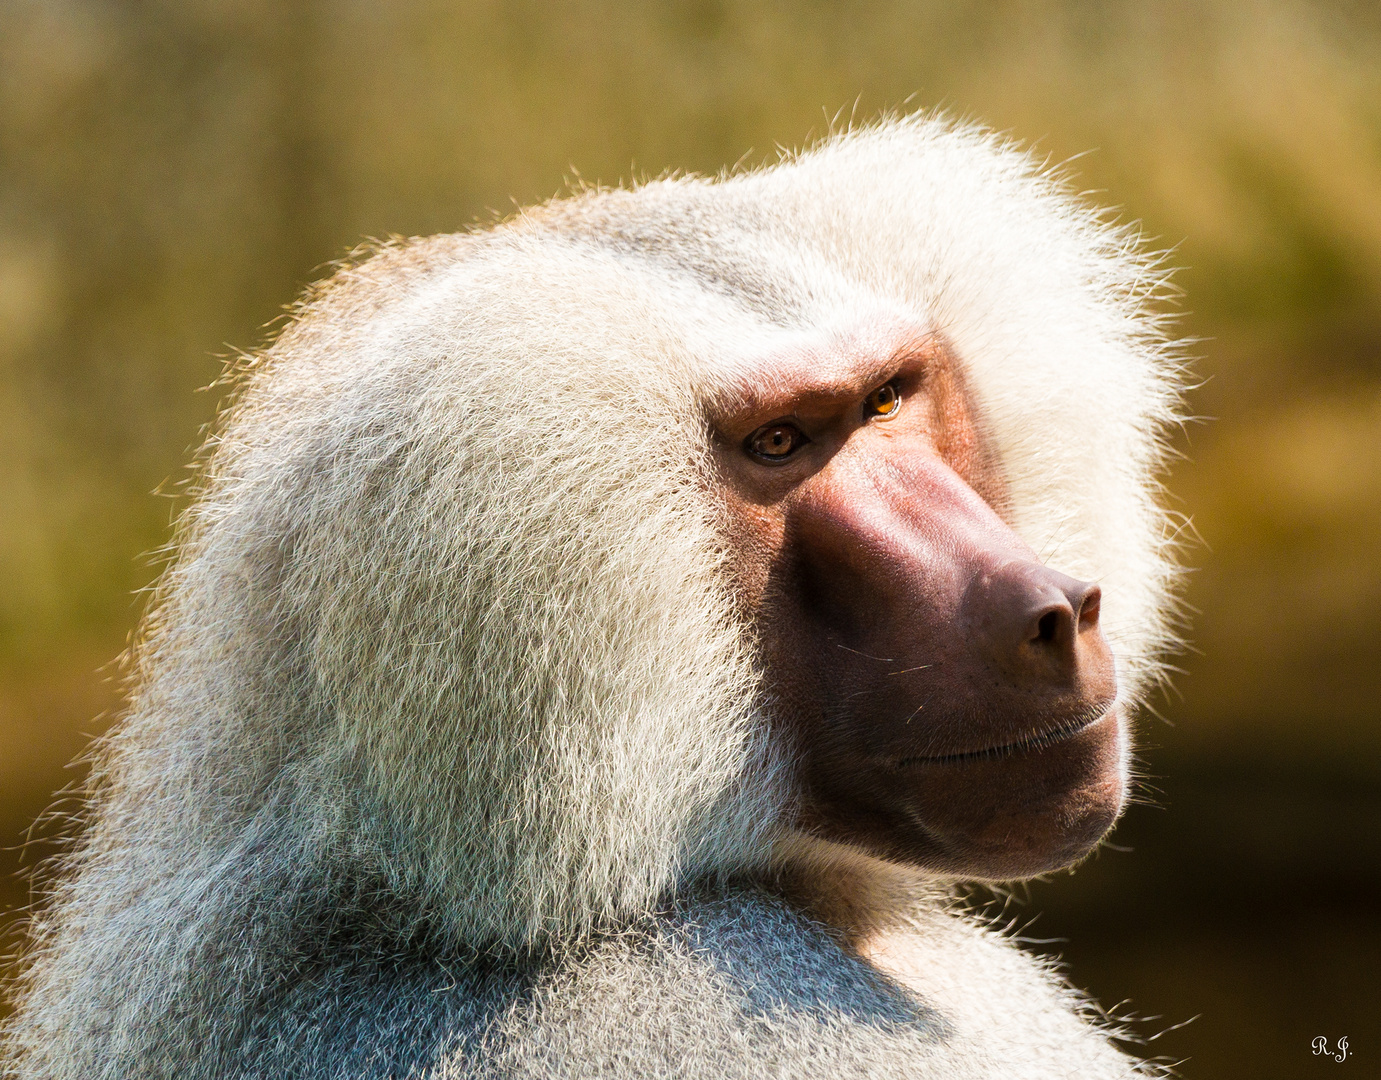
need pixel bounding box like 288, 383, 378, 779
1313, 1036, 1349, 1062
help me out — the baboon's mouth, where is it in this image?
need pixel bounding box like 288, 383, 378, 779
894, 708, 1115, 767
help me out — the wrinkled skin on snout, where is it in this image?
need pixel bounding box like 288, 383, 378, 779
713, 325, 1122, 880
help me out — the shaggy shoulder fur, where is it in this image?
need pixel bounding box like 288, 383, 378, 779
1, 116, 1181, 1079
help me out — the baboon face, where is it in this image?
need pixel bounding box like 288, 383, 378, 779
712, 315, 1122, 879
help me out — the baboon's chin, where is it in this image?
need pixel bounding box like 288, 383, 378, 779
810, 710, 1127, 880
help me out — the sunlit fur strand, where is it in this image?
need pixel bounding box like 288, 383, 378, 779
2, 114, 1181, 1079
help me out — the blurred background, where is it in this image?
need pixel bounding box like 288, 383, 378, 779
1, 1, 1378, 1075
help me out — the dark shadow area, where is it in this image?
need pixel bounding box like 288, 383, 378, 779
1016, 748, 1381, 1079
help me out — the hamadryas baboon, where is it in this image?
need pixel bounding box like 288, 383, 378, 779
2, 115, 1182, 1079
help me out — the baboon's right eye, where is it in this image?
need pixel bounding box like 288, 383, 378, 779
745, 422, 809, 463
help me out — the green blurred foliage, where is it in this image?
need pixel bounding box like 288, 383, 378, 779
2, 2, 1380, 1076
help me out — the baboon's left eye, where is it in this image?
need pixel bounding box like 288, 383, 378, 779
864, 381, 901, 419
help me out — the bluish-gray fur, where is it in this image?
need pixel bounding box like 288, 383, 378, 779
13, 889, 1136, 1078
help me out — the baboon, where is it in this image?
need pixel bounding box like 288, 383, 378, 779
1, 115, 1182, 1078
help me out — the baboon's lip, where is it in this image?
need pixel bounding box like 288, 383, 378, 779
894, 708, 1115, 767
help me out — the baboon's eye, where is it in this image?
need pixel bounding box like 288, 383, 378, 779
864, 380, 901, 419
746, 421, 810, 463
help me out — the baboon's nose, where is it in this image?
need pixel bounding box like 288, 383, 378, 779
971, 563, 1113, 690
1024, 573, 1101, 661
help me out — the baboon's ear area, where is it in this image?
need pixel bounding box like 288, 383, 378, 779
234, 238, 784, 949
